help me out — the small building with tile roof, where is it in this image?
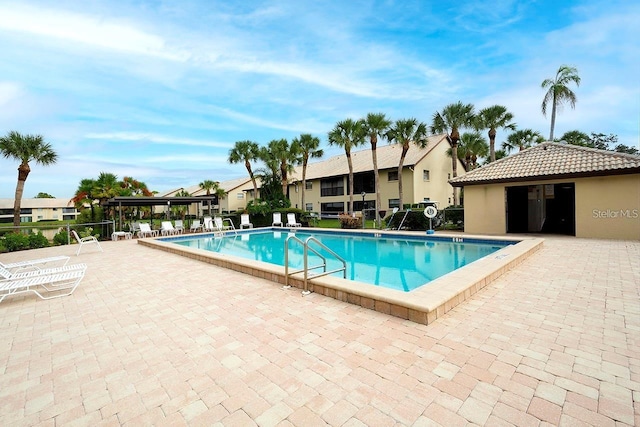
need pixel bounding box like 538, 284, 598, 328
288, 133, 465, 216
449, 142, 640, 239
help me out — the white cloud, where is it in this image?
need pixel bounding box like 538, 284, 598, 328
0, 4, 188, 61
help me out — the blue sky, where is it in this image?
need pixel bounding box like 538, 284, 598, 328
1, 0, 638, 198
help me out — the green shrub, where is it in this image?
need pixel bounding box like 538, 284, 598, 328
384, 210, 430, 231
53, 230, 69, 246
2, 232, 31, 252
28, 232, 50, 249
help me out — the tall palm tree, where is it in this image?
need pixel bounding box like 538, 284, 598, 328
328, 118, 366, 214
228, 140, 260, 201
363, 112, 391, 227
502, 129, 544, 153
386, 118, 428, 209
266, 139, 297, 199
291, 134, 323, 212
0, 131, 58, 226
541, 65, 580, 141
455, 132, 489, 170
475, 105, 516, 162
199, 179, 218, 215
431, 102, 475, 205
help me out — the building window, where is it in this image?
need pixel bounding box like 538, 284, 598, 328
63, 215, 75, 220
237, 193, 244, 199
320, 178, 344, 197
423, 170, 430, 181
388, 199, 400, 209
305, 181, 312, 190
37, 216, 43, 220
354, 172, 375, 194
388, 171, 398, 181
321, 202, 344, 216
305, 203, 313, 212
63, 208, 75, 213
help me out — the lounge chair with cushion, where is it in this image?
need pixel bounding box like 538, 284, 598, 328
286, 213, 301, 227
71, 230, 103, 256
0, 255, 70, 273
272, 212, 283, 227
240, 214, 253, 229
0, 263, 87, 303
174, 220, 185, 233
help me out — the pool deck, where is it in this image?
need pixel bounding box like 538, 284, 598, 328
140, 229, 544, 326
0, 234, 638, 425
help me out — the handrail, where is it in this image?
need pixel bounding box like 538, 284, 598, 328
284, 235, 346, 295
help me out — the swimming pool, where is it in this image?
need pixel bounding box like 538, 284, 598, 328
139, 228, 543, 325
163, 229, 513, 292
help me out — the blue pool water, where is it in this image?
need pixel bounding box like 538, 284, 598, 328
165, 230, 513, 292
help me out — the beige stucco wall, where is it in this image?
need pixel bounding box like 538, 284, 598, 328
412, 142, 466, 208
462, 184, 507, 235
574, 174, 639, 240
462, 173, 640, 240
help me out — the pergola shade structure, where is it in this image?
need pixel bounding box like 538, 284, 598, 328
105, 196, 218, 229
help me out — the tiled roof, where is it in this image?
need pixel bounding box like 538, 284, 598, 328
449, 142, 640, 186
159, 177, 252, 197
291, 133, 449, 180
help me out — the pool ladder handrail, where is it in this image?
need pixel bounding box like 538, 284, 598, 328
397, 208, 411, 230
284, 235, 346, 295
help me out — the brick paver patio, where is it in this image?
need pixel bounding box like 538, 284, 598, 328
0, 236, 638, 426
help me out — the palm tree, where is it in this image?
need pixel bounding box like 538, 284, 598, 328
0, 131, 58, 226
291, 134, 323, 212
267, 139, 297, 199
199, 179, 218, 215
502, 129, 544, 153
94, 172, 121, 220
455, 132, 489, 170
557, 130, 590, 146
328, 118, 366, 213
541, 65, 581, 141
70, 178, 98, 221
475, 105, 516, 162
173, 189, 191, 220
386, 118, 428, 209
363, 112, 391, 227
431, 102, 475, 205
228, 140, 260, 201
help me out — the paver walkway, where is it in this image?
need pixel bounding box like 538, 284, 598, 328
0, 236, 638, 426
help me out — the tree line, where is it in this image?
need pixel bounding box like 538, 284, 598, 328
2, 64, 638, 228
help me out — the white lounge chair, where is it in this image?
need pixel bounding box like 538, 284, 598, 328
214, 217, 233, 231
272, 212, 283, 227
71, 230, 103, 256
189, 220, 203, 233
286, 213, 301, 227
0, 263, 87, 303
161, 221, 179, 236
174, 220, 185, 233
203, 217, 215, 232
0, 255, 70, 273
130, 222, 142, 235
137, 223, 158, 238
240, 214, 253, 229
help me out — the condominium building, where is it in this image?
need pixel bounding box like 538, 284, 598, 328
0, 198, 79, 223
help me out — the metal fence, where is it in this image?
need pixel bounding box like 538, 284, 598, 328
0, 220, 115, 244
